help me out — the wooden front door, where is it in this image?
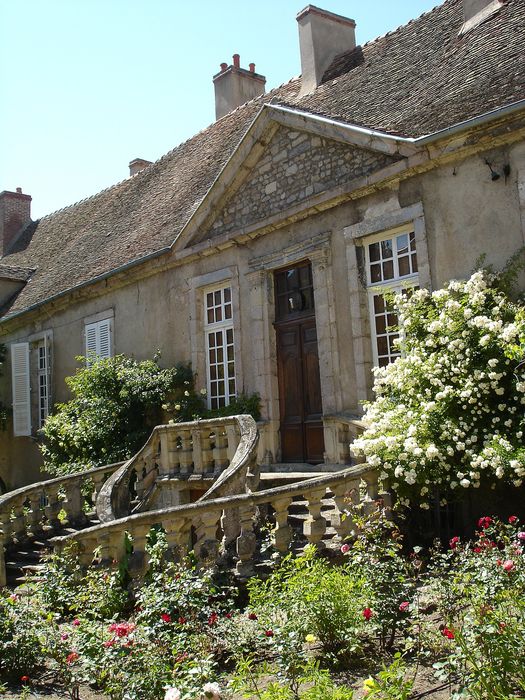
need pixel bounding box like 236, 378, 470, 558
274, 262, 324, 464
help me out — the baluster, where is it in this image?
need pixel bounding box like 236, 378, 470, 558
221, 507, 241, 549
163, 516, 191, 560
201, 430, 214, 474
271, 496, 293, 554
363, 471, 379, 516
191, 428, 204, 475
128, 524, 151, 577
303, 487, 328, 547
194, 510, 221, 565
11, 501, 28, 542
91, 473, 106, 511
44, 489, 62, 531
338, 424, 352, 464
332, 479, 361, 539
179, 429, 193, 475
27, 493, 44, 535
235, 505, 257, 578
0, 509, 12, 543
212, 430, 228, 475
159, 431, 170, 475
78, 536, 98, 567
64, 483, 83, 525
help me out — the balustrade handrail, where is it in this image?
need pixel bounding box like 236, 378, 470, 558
0, 461, 124, 513
96, 415, 259, 524
51, 462, 375, 548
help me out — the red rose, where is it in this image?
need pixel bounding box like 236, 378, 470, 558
362, 608, 373, 621
442, 627, 454, 640
66, 652, 79, 664
225, 612, 233, 619
449, 536, 460, 550
72, 619, 80, 627
208, 612, 218, 626
265, 629, 274, 637
161, 613, 172, 623
478, 516, 493, 530
20, 676, 29, 683
509, 516, 518, 524
248, 612, 258, 620
399, 601, 410, 612
178, 616, 187, 625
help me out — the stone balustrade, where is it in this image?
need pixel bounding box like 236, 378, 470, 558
323, 413, 366, 464
96, 415, 259, 523
51, 463, 385, 579
0, 462, 123, 587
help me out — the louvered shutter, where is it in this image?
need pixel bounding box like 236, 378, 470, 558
11, 342, 31, 436
98, 318, 112, 359
85, 323, 98, 360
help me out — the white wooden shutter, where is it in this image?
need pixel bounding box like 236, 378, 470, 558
98, 318, 112, 358
11, 342, 31, 436
85, 318, 112, 363
85, 323, 98, 358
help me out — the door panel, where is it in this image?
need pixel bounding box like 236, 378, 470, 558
276, 317, 324, 464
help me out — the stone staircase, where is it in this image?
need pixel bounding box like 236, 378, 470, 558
1, 415, 381, 588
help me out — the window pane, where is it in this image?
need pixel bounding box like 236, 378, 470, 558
396, 234, 408, 256
379, 356, 389, 367
409, 231, 416, 249
381, 239, 393, 259
369, 242, 380, 262
224, 304, 232, 319
224, 287, 231, 303
215, 306, 222, 322
377, 336, 388, 355
398, 256, 410, 277
373, 295, 385, 313
214, 291, 221, 305
387, 312, 398, 328
206, 292, 213, 308
382, 260, 394, 280
226, 328, 233, 344
370, 264, 382, 283
411, 253, 418, 272
375, 315, 387, 334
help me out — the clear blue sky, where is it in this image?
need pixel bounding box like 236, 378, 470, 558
1, 1, 439, 220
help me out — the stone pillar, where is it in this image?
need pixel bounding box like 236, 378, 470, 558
303, 487, 328, 547
271, 496, 293, 554
236, 505, 257, 578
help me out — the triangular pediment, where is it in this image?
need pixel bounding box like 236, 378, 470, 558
177, 106, 413, 251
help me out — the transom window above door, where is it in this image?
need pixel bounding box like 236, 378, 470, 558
274, 261, 314, 321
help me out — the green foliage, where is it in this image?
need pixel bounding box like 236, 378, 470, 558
36, 544, 131, 620
0, 592, 45, 681
362, 654, 414, 699
248, 545, 368, 665
353, 270, 525, 507
206, 392, 261, 421
40, 355, 193, 475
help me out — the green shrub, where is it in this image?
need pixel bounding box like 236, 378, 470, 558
40, 355, 199, 475
0, 593, 45, 681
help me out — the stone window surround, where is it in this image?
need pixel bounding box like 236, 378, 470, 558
189, 266, 243, 400
246, 232, 342, 463
344, 202, 431, 408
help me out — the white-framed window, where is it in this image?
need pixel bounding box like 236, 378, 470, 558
37, 340, 49, 428
85, 317, 112, 363
365, 225, 419, 367
10, 334, 52, 437
204, 285, 236, 409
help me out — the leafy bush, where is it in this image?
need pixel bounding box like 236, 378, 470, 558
352, 270, 525, 507
40, 355, 197, 475
0, 593, 45, 681
248, 545, 368, 665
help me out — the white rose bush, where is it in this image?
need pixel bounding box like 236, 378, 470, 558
352, 270, 525, 508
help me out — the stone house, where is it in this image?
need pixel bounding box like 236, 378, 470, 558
1, 0, 525, 493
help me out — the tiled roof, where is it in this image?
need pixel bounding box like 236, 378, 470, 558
0, 264, 34, 282
1, 0, 524, 319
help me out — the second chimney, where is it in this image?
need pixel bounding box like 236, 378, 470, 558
129, 158, 152, 177
0, 188, 32, 257
213, 55, 266, 120
297, 5, 356, 96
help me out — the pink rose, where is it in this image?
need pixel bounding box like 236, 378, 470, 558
164, 688, 181, 700
399, 601, 410, 612
340, 543, 350, 554
503, 560, 515, 572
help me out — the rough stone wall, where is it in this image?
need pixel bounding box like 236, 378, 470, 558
209, 126, 397, 239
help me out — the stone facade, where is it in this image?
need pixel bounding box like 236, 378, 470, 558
207, 127, 397, 240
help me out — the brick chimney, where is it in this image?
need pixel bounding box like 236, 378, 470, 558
0, 188, 32, 257
461, 0, 505, 33
213, 54, 266, 120
129, 158, 152, 177
297, 5, 356, 96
